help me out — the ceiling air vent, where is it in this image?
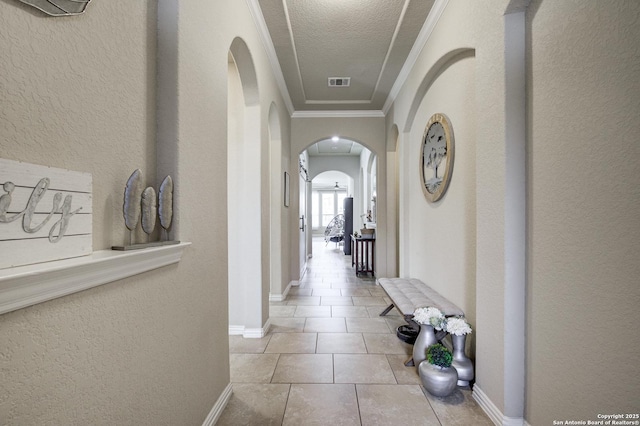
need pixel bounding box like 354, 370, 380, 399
328, 77, 351, 87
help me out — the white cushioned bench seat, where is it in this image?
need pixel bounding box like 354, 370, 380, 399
377, 277, 464, 318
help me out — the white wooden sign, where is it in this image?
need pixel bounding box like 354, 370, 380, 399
0, 158, 92, 269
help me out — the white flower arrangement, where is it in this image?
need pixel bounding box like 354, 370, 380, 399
445, 316, 472, 336
412, 306, 445, 330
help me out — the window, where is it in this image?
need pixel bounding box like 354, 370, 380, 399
312, 189, 347, 230
321, 192, 335, 226
312, 191, 320, 228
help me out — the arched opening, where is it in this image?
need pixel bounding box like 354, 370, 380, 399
403, 48, 476, 133
300, 137, 378, 273
400, 47, 478, 368
227, 38, 267, 337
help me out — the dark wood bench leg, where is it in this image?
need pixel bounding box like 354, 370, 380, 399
379, 303, 395, 316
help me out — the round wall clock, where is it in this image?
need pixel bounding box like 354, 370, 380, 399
420, 113, 455, 202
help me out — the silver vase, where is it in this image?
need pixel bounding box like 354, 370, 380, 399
419, 360, 458, 397
451, 334, 474, 386
412, 324, 437, 371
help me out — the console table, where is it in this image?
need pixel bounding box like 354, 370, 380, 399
351, 235, 375, 276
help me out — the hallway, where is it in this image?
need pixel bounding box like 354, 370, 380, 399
218, 237, 491, 425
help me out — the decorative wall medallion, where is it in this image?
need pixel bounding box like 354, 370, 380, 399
420, 113, 455, 202
18, 0, 92, 16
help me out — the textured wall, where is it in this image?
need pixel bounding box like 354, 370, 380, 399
389, 0, 506, 409
1, 0, 291, 424
0, 2, 222, 424
405, 54, 477, 343
389, 0, 640, 423
526, 0, 640, 423
0, 1, 157, 249
388, 0, 520, 418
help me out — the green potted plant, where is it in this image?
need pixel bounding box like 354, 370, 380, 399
419, 343, 458, 397
411, 306, 446, 369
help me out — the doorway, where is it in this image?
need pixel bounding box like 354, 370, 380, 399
298, 137, 378, 274
227, 38, 267, 337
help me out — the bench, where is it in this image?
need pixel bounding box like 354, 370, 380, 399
377, 277, 464, 320
378, 278, 474, 386
377, 277, 473, 384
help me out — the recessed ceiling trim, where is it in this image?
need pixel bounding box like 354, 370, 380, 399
282, 0, 308, 101
246, 0, 295, 115
292, 110, 385, 119
250, 0, 445, 117
306, 100, 372, 105
370, 0, 411, 101
382, 0, 449, 114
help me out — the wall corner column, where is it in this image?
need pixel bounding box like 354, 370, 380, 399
503, 7, 527, 422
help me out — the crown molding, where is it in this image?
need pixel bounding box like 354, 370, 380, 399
382, 0, 449, 114
292, 110, 385, 119
246, 0, 295, 116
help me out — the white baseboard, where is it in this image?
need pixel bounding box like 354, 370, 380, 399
228, 325, 244, 335
244, 318, 271, 338
229, 319, 271, 338
503, 417, 525, 426
473, 385, 525, 426
202, 383, 233, 426
269, 282, 293, 302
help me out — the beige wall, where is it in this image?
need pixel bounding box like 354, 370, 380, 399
1, 0, 290, 424
404, 54, 477, 342
526, 0, 640, 423
389, 0, 496, 408
389, 0, 640, 423
3, 0, 638, 424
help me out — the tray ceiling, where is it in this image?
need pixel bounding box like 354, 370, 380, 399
256, 0, 435, 113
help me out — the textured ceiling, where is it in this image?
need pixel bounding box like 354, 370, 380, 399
257, 0, 435, 112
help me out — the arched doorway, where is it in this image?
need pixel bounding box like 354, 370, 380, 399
301, 137, 378, 271
227, 38, 267, 337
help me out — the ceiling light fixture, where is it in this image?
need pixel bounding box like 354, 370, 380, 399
331, 136, 339, 142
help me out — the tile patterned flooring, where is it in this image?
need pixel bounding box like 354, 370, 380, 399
218, 238, 492, 425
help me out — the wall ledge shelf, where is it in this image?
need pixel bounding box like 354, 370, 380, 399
0, 242, 191, 315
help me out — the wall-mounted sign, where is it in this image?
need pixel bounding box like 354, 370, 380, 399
0, 158, 92, 269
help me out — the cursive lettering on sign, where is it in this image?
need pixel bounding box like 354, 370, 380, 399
0, 178, 82, 243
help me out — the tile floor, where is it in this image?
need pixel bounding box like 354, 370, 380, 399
218, 237, 492, 425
